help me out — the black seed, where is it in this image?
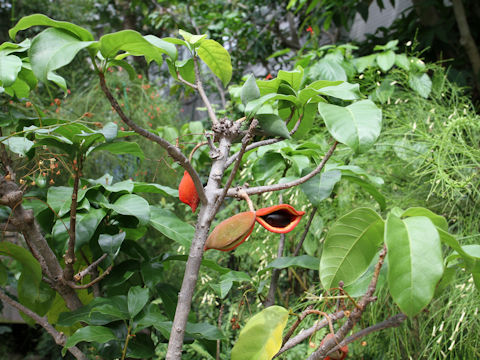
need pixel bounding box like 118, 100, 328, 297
261, 210, 295, 228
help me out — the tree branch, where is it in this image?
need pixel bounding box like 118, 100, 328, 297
293, 207, 317, 256
224, 140, 338, 197
0, 288, 87, 360
68, 265, 112, 289
98, 72, 207, 205
74, 253, 108, 281
194, 56, 219, 125
307, 244, 388, 360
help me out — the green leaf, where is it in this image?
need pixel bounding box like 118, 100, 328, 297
132, 182, 178, 197
47, 186, 87, 217
257, 114, 291, 139
353, 54, 376, 73
394, 54, 410, 70
210, 280, 234, 299
0, 242, 41, 287
18, 274, 55, 318
64, 326, 116, 349
401, 207, 448, 231
99, 30, 164, 65
0, 54, 22, 86
144, 34, 177, 60
385, 215, 444, 317
30, 28, 94, 89
318, 99, 382, 153
309, 58, 347, 81
267, 255, 320, 270
0, 136, 34, 156
126, 333, 156, 358
178, 29, 207, 45
277, 67, 304, 90
102, 194, 150, 225
0, 261, 7, 286
128, 286, 149, 319
320, 208, 384, 290
88, 141, 144, 159
245, 93, 297, 119
316, 81, 362, 100
9, 14, 94, 41
408, 73, 432, 98
342, 175, 386, 210
252, 152, 285, 183
98, 232, 126, 261
197, 39, 232, 87
300, 170, 341, 206
186, 322, 225, 341
231, 306, 289, 360
376, 50, 395, 72
149, 206, 195, 247
52, 208, 107, 251
241, 74, 260, 105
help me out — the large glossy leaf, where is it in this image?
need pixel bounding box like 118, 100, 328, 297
18, 274, 55, 318
231, 306, 289, 360
102, 194, 150, 225
47, 186, 87, 217
64, 326, 116, 349
149, 206, 195, 247
257, 114, 291, 139
30, 28, 94, 89
87, 141, 144, 159
9, 14, 94, 41
0, 242, 41, 287
52, 208, 107, 251
144, 34, 177, 60
277, 67, 304, 90
241, 74, 260, 105
300, 169, 341, 207
0, 136, 34, 156
197, 39, 232, 87
401, 207, 448, 231
0, 54, 22, 86
132, 182, 178, 197
99, 30, 164, 65
320, 208, 384, 290
126, 333, 156, 358
385, 214, 444, 317
98, 232, 126, 261
245, 93, 297, 119
128, 286, 149, 319
309, 58, 347, 81
318, 99, 382, 153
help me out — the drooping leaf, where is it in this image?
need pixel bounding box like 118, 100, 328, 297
0, 54, 22, 86
309, 58, 347, 81
0, 136, 34, 156
64, 326, 116, 349
241, 74, 260, 105
149, 206, 195, 248
9, 14, 94, 41
178, 29, 207, 44
277, 67, 304, 90
98, 232, 126, 261
132, 182, 178, 197
102, 194, 150, 225
231, 306, 289, 360
245, 93, 297, 119
300, 169, 342, 207
318, 99, 382, 153
320, 208, 384, 290
29, 28, 94, 89
87, 141, 144, 159
385, 214, 444, 317
401, 207, 448, 231
144, 34, 177, 60
342, 175, 386, 210
256, 114, 291, 139
197, 39, 232, 87
128, 286, 149, 319
99, 30, 164, 65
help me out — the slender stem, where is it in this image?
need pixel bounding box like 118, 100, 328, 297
216, 303, 225, 360
225, 141, 338, 197
293, 207, 317, 256
194, 56, 218, 125
68, 265, 113, 289
64, 154, 82, 281
121, 325, 132, 360
0, 288, 87, 360
74, 253, 108, 281
98, 72, 207, 205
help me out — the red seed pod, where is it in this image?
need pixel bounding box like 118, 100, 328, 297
255, 204, 305, 233
179, 171, 200, 212
204, 211, 256, 251
320, 333, 348, 360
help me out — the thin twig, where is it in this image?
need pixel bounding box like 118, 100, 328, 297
98, 72, 207, 204
293, 207, 317, 256
274, 310, 346, 357
68, 265, 113, 289
63, 155, 83, 281
74, 253, 108, 282
225, 141, 338, 197
216, 303, 224, 360
194, 56, 218, 125
0, 288, 87, 360
177, 73, 198, 89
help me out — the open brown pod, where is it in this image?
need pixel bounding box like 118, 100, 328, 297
256, 204, 305, 233
204, 211, 256, 251
179, 171, 200, 213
